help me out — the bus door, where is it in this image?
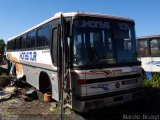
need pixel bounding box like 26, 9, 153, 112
51, 16, 72, 102
60, 15, 73, 108
51, 24, 60, 101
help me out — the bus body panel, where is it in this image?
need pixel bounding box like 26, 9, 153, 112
149, 57, 160, 72
71, 66, 143, 112
85, 67, 142, 96
140, 57, 152, 72
6, 50, 60, 101
141, 57, 160, 72
73, 66, 142, 98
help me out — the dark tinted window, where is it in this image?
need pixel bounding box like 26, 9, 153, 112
37, 25, 51, 47
20, 35, 26, 49
11, 39, 16, 50
26, 31, 36, 48
150, 39, 160, 56
52, 28, 58, 65
7, 41, 10, 50
138, 40, 149, 56
7, 40, 15, 50
8, 41, 12, 50
16, 39, 20, 50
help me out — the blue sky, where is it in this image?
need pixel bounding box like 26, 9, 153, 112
0, 0, 160, 42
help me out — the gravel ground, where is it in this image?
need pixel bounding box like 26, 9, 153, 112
0, 82, 85, 120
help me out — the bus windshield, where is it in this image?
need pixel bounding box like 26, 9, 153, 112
73, 19, 137, 66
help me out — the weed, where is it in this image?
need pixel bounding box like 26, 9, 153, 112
0, 73, 8, 78
50, 106, 60, 114
144, 73, 160, 88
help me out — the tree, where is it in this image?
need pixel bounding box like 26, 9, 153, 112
0, 39, 5, 55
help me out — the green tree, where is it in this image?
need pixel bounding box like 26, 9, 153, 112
0, 39, 5, 55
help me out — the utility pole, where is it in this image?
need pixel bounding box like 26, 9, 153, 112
60, 13, 65, 120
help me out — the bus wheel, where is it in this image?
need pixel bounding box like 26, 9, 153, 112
39, 72, 52, 93
39, 72, 52, 102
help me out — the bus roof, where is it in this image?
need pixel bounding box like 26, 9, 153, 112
137, 34, 160, 40
8, 12, 134, 41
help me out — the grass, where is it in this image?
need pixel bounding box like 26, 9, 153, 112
143, 73, 160, 88
0, 73, 8, 78
50, 106, 60, 114
0, 67, 9, 77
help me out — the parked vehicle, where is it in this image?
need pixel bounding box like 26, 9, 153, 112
6, 12, 143, 112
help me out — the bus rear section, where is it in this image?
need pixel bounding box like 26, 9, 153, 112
138, 35, 160, 74
70, 14, 143, 112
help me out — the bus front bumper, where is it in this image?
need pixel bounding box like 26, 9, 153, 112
72, 87, 144, 113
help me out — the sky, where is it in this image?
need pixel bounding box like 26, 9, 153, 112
0, 0, 160, 42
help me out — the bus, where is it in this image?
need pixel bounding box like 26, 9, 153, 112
6, 12, 143, 112
138, 35, 160, 73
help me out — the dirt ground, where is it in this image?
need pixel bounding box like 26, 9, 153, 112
0, 67, 82, 120
0, 84, 85, 120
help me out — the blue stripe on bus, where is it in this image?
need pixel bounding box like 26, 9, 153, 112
146, 61, 160, 67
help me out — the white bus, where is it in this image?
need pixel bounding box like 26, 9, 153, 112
138, 35, 160, 73
6, 12, 143, 112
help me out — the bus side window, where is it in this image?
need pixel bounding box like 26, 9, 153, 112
37, 25, 51, 48
52, 28, 58, 66
7, 41, 10, 50
13, 39, 16, 50
20, 36, 25, 49
26, 31, 36, 49
11, 40, 14, 50
150, 39, 160, 56
16, 38, 20, 50
21, 35, 26, 49
18, 38, 21, 50
138, 40, 149, 56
